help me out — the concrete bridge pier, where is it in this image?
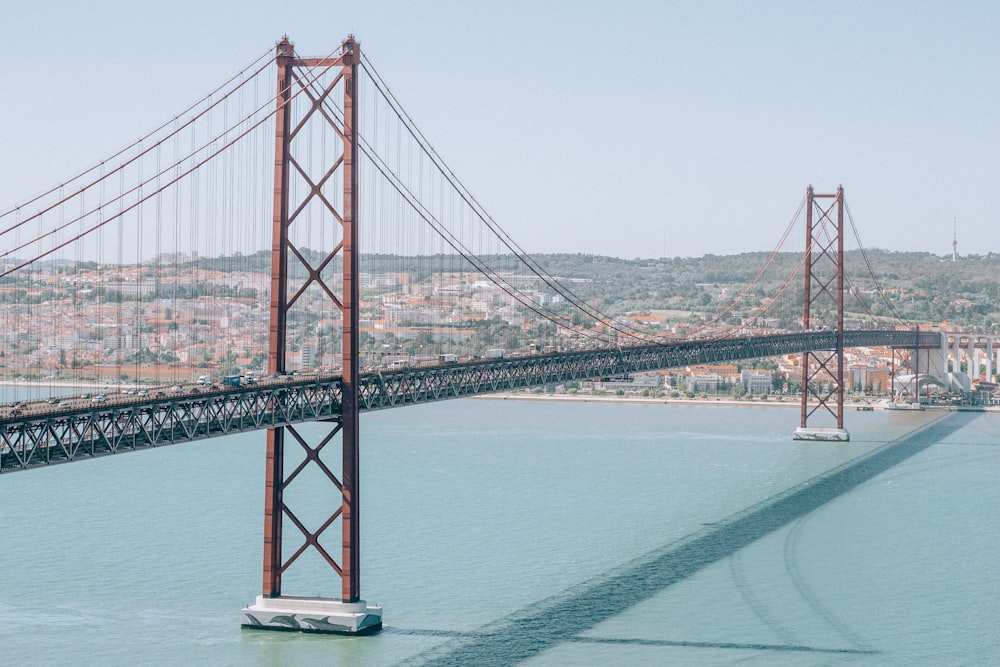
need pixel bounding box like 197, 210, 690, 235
985, 339, 994, 382
241, 597, 382, 635
919, 334, 950, 385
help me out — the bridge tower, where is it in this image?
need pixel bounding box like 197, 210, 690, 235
794, 186, 850, 441
241, 36, 382, 634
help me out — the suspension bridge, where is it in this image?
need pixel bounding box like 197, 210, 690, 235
0, 36, 972, 634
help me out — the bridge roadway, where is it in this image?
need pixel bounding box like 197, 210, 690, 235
0, 329, 941, 473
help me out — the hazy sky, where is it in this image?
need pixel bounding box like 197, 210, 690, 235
2, 1, 997, 259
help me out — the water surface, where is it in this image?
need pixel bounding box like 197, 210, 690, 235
1, 398, 996, 665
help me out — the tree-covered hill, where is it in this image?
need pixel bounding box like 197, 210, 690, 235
530, 250, 1000, 331
183, 248, 1000, 331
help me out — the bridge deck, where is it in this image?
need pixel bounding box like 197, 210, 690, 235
0, 330, 940, 473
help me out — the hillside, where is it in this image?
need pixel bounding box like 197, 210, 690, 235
529, 250, 1000, 331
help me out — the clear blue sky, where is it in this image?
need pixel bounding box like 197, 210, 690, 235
2, 1, 997, 259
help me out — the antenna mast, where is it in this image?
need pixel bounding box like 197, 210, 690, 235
952, 217, 958, 262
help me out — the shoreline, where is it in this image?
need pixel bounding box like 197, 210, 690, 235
477, 392, 816, 409
475, 391, 1000, 412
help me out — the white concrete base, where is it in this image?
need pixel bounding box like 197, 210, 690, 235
241, 595, 382, 635
793, 427, 850, 442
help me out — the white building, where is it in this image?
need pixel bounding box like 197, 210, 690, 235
741, 369, 773, 395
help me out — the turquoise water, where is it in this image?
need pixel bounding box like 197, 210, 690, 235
1, 398, 997, 665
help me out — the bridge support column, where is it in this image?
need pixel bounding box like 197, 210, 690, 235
242, 35, 381, 635
794, 186, 849, 442
922, 333, 949, 379
986, 338, 995, 383
952, 334, 961, 374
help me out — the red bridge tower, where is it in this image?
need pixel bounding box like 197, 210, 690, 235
794, 185, 850, 441
241, 36, 382, 635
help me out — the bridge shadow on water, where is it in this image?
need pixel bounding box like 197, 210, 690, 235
392, 411, 979, 666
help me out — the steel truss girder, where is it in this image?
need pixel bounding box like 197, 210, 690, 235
358, 330, 938, 410
0, 330, 940, 473
0, 381, 342, 472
